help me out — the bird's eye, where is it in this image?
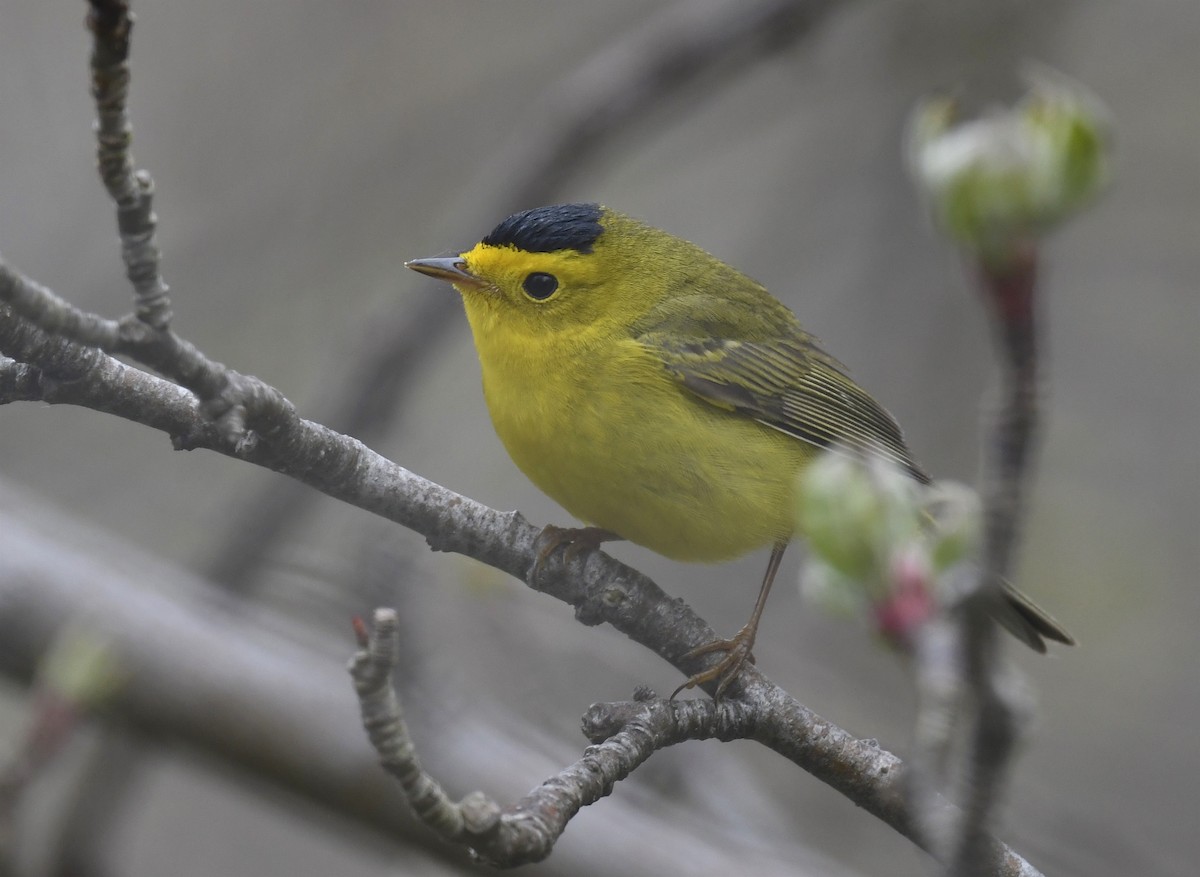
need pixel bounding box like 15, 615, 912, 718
522, 272, 559, 300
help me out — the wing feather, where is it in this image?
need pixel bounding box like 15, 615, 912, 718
639, 331, 929, 483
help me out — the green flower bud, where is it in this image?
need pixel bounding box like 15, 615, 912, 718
921, 480, 983, 573
907, 65, 1112, 265
795, 452, 923, 586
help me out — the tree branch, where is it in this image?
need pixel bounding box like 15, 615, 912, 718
0, 357, 44, 403
353, 611, 770, 867
2, 482, 869, 877
87, 0, 171, 330
949, 247, 1041, 874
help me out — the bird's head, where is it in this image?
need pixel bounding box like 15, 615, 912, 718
406, 203, 713, 342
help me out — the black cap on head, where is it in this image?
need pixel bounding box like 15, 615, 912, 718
482, 203, 604, 254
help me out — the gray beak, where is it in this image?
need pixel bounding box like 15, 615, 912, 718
404, 257, 486, 289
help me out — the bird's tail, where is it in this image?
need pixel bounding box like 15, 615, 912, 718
996, 582, 1076, 652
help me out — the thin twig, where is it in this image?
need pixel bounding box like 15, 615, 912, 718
0, 694, 84, 870
950, 245, 1041, 875
0, 260, 292, 453
1, 3, 308, 454
87, 0, 171, 329
352, 609, 770, 866
907, 613, 966, 854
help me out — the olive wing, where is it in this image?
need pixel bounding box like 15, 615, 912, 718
637, 331, 930, 484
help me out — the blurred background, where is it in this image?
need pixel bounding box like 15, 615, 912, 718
0, 1, 1196, 875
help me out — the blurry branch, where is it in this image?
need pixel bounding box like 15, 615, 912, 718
202, 0, 842, 592
481, 0, 839, 203
0, 357, 40, 401
0, 625, 121, 875
904, 70, 1111, 875
0, 482, 861, 877
43, 731, 143, 877
946, 251, 1038, 877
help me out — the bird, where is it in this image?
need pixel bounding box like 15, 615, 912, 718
407, 203, 1072, 698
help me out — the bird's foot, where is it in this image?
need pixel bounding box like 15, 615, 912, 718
670, 625, 757, 702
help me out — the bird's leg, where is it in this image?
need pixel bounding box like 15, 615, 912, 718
532, 525, 622, 573
672, 542, 787, 701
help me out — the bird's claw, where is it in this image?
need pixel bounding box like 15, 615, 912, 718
670, 626, 758, 702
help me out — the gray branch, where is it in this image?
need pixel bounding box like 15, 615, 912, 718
0, 1, 302, 454
1, 481, 857, 877
352, 611, 766, 867
0, 356, 44, 403
905, 251, 1045, 873
949, 249, 1043, 875
87, 0, 171, 329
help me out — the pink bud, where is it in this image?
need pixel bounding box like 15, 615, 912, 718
874, 548, 936, 649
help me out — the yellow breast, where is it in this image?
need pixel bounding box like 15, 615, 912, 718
467, 311, 811, 562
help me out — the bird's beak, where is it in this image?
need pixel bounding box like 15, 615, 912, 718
405, 256, 486, 289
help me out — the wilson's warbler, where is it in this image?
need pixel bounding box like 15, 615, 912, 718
407, 203, 1072, 696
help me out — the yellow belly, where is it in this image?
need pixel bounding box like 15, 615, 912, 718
478, 334, 813, 562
